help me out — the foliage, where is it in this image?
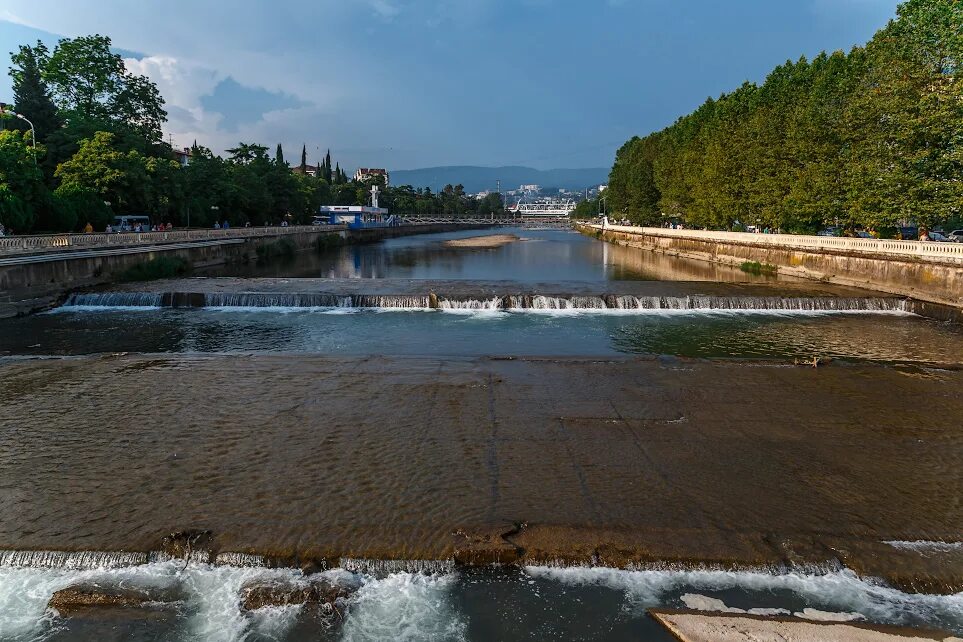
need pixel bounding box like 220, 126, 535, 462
0, 30, 495, 233
740, 261, 778, 276
119, 256, 191, 282
255, 238, 296, 263
606, 0, 963, 233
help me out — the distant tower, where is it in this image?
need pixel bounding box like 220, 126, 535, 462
370, 184, 380, 209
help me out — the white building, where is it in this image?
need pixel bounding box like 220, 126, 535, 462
354, 168, 390, 186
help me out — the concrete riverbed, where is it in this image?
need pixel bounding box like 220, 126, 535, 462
1, 353, 961, 593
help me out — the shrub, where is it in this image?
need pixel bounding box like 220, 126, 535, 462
255, 238, 297, 263
740, 261, 778, 275
119, 256, 191, 282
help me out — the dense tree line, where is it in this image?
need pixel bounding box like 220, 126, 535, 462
0, 34, 503, 233
605, 0, 962, 236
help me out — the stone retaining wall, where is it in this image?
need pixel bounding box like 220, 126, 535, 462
585, 226, 963, 310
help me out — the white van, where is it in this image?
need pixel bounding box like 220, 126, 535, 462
112, 215, 151, 231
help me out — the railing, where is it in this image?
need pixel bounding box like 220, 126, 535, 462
0, 225, 344, 256
401, 217, 518, 225
588, 224, 963, 263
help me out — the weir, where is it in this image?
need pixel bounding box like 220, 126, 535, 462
61, 290, 912, 313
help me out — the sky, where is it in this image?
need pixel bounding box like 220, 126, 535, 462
0, 0, 899, 172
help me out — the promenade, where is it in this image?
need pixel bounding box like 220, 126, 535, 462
0, 225, 341, 259
587, 224, 963, 309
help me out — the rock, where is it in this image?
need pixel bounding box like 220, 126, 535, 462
161, 529, 213, 561
241, 578, 353, 612
49, 583, 180, 616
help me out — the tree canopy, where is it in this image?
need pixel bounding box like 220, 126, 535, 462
604, 0, 963, 235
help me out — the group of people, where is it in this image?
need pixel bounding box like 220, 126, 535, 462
99, 222, 175, 233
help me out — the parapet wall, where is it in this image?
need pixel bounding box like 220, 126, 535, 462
585, 225, 963, 310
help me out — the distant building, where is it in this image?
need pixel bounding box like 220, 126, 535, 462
519, 184, 540, 193
173, 147, 192, 167
293, 163, 322, 178
316, 205, 392, 228
599, 185, 608, 192
354, 168, 390, 186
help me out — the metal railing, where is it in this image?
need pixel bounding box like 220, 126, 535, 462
0, 225, 344, 256
588, 224, 963, 263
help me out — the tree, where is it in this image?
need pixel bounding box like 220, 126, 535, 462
43, 35, 166, 147
275, 143, 285, 167
54, 131, 151, 212
8, 42, 62, 144
299, 144, 307, 173
0, 129, 47, 230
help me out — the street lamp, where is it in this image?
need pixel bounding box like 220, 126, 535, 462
16, 113, 36, 162
0, 105, 36, 163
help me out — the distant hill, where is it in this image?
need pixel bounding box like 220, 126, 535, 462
390, 166, 609, 194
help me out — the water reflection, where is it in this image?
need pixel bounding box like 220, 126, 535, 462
201, 228, 786, 283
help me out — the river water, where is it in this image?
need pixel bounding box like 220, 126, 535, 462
1, 227, 962, 641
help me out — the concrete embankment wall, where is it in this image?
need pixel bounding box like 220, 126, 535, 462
0, 224, 490, 317
585, 226, 963, 314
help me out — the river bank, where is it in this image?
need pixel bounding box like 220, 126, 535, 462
2, 353, 961, 593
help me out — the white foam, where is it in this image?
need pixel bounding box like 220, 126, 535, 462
341, 572, 466, 642
525, 567, 963, 630
885, 541, 963, 554
0, 561, 310, 642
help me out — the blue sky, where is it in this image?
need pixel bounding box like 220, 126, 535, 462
0, 1, 899, 171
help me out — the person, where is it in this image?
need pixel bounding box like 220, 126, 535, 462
105, 224, 113, 233
222, 220, 230, 230
245, 221, 251, 228
83, 221, 93, 233
281, 219, 288, 227
0, 223, 6, 237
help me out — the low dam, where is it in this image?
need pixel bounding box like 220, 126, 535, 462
585, 224, 963, 310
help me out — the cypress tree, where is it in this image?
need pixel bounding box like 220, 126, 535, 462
325, 149, 332, 182
8, 42, 61, 143
275, 143, 285, 166
300, 144, 307, 173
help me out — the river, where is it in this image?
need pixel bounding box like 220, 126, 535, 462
0, 227, 961, 641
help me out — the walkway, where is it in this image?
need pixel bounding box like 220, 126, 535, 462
0, 225, 341, 258
590, 224, 963, 264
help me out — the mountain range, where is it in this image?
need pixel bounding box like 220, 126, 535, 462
389, 166, 609, 194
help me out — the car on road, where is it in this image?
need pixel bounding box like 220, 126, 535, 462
817, 227, 841, 237
927, 231, 951, 242
948, 229, 963, 242
853, 230, 874, 239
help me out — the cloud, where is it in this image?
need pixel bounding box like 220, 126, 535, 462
366, 0, 401, 20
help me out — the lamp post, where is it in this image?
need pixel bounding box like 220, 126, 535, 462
0, 105, 36, 163
16, 114, 36, 162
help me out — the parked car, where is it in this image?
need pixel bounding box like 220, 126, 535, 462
948, 229, 963, 242
854, 230, 874, 239
817, 227, 841, 237
927, 231, 951, 242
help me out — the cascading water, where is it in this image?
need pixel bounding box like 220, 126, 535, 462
63, 292, 164, 308
58, 292, 913, 313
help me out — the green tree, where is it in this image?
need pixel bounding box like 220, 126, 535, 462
0, 129, 47, 230
42, 35, 166, 149
8, 42, 62, 146
54, 131, 150, 212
